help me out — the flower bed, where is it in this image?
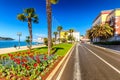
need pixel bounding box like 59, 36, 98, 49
0, 51, 60, 80
0, 43, 73, 80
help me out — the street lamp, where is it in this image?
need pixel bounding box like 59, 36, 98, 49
17, 32, 22, 49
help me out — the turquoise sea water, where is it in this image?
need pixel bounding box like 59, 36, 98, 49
0, 40, 41, 48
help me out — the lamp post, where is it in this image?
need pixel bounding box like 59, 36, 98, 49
17, 32, 22, 49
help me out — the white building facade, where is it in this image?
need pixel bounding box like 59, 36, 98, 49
73, 32, 80, 41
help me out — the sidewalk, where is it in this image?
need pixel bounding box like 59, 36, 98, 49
0, 44, 45, 55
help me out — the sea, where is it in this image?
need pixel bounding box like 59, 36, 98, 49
0, 40, 43, 48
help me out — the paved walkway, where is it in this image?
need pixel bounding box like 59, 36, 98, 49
0, 44, 45, 55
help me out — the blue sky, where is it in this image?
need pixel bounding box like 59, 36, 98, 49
0, 0, 120, 41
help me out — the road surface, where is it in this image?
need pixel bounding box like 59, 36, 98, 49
54, 43, 120, 80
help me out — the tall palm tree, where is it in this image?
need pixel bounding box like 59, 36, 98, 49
17, 8, 39, 50
69, 29, 74, 43
46, 0, 58, 56
69, 29, 74, 36
53, 31, 58, 44
57, 26, 63, 43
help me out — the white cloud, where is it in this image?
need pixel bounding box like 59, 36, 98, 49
35, 33, 47, 37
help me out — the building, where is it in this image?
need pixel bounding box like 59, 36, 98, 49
60, 31, 80, 41
60, 31, 69, 39
73, 32, 80, 41
92, 8, 120, 41
93, 10, 112, 26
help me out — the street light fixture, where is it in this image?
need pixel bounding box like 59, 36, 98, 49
17, 32, 22, 49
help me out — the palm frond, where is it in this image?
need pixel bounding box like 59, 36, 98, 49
50, 0, 58, 4
17, 14, 27, 22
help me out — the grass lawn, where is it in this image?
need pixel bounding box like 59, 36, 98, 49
0, 43, 74, 56
33, 43, 73, 56
53, 43, 73, 56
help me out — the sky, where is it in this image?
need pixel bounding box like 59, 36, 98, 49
0, 0, 120, 41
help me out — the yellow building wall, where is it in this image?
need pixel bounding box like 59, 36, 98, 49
115, 9, 120, 16
101, 14, 109, 22
60, 31, 69, 38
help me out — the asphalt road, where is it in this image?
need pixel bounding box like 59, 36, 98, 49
55, 43, 120, 80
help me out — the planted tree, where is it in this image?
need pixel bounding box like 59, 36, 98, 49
63, 32, 68, 43
46, 0, 58, 56
57, 26, 63, 43
17, 8, 39, 50
53, 32, 58, 44
25, 36, 31, 50
69, 29, 74, 43
87, 23, 113, 42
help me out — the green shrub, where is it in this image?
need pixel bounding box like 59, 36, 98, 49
61, 38, 67, 43
43, 38, 53, 46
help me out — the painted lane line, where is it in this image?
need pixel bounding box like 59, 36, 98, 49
73, 44, 81, 80
84, 46, 120, 74
56, 46, 75, 80
89, 44, 120, 56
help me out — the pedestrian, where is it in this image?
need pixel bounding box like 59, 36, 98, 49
14, 45, 17, 49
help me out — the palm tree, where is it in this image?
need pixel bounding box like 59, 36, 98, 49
46, 0, 58, 56
69, 29, 74, 43
53, 31, 58, 44
64, 32, 68, 41
17, 8, 39, 50
57, 26, 63, 43
86, 29, 93, 41
87, 23, 113, 42
95, 24, 113, 41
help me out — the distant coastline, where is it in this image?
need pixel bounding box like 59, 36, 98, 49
0, 41, 42, 48
0, 37, 14, 40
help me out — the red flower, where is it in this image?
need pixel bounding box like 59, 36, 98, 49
29, 55, 34, 59
44, 55, 47, 60
36, 55, 40, 63
34, 63, 38, 68
22, 58, 27, 63
27, 51, 30, 55
22, 63, 26, 67
14, 58, 21, 64
17, 54, 20, 56
26, 65, 30, 70
11, 57, 15, 60
8, 53, 13, 58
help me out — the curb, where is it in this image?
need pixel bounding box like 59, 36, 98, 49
46, 43, 76, 80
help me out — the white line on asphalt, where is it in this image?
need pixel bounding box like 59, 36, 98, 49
89, 44, 120, 56
84, 46, 120, 74
56, 46, 75, 80
73, 44, 81, 80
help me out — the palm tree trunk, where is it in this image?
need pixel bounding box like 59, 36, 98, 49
28, 19, 32, 50
55, 35, 56, 45
59, 31, 60, 44
72, 32, 73, 43
46, 0, 52, 56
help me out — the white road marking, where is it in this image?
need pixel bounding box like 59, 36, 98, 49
84, 45, 120, 74
89, 44, 120, 56
56, 46, 75, 80
73, 44, 81, 80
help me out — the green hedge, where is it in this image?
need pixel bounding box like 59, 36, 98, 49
93, 41, 120, 45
